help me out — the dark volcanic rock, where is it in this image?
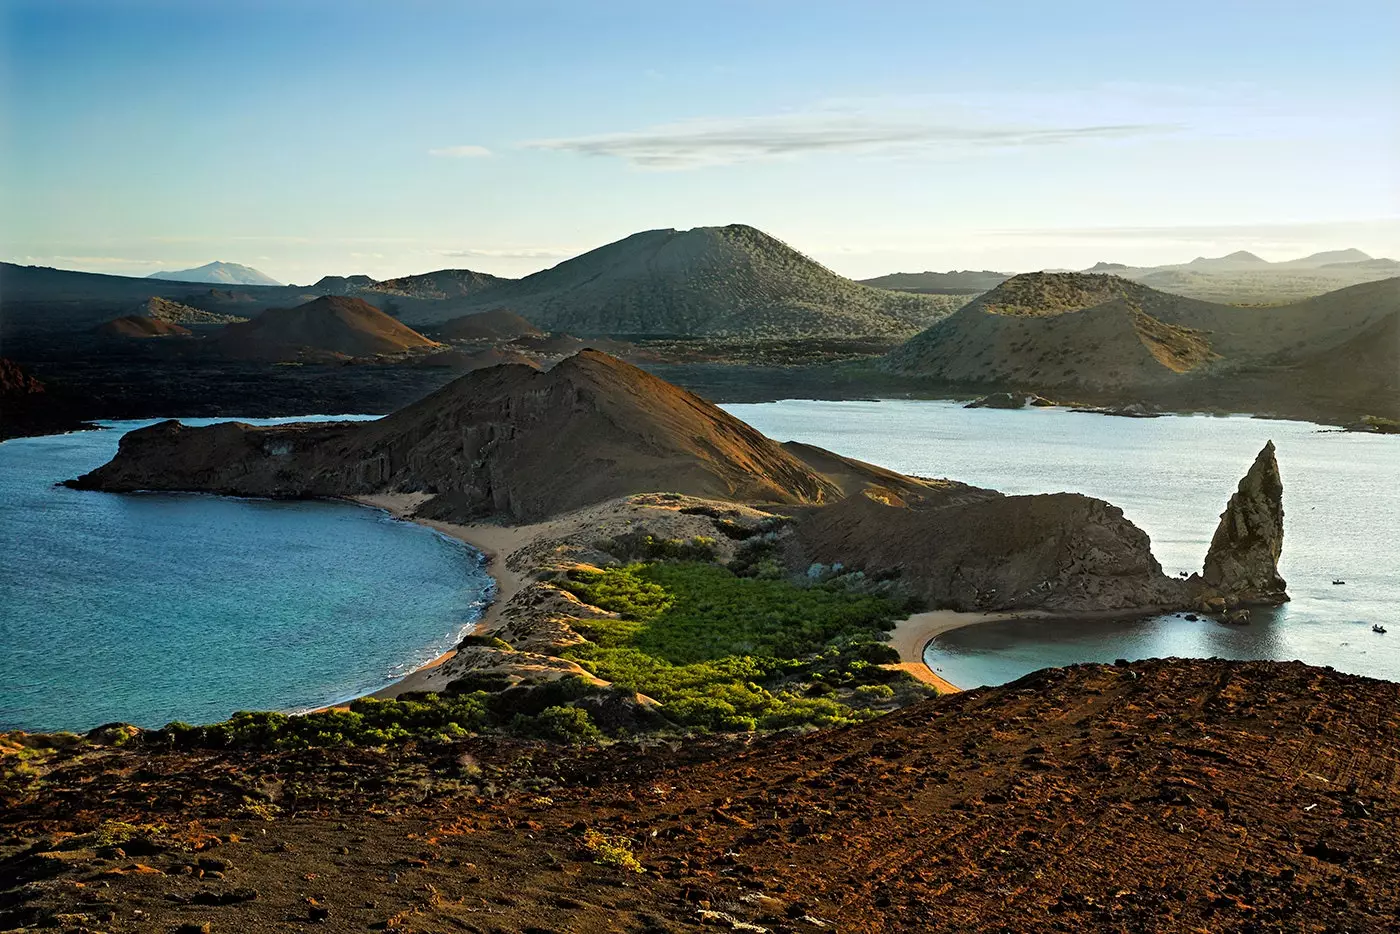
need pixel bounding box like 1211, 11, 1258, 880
1201, 440, 1288, 605
797, 486, 1189, 612
964, 392, 1026, 409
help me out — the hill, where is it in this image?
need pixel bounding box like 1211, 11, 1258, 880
72, 350, 842, 521
432, 308, 542, 341
135, 296, 248, 325
146, 261, 282, 286
857, 269, 1009, 294
884, 273, 1400, 414
310, 274, 377, 294
93, 315, 193, 339
214, 295, 440, 360
884, 273, 1221, 391
368, 268, 511, 300
398, 225, 962, 337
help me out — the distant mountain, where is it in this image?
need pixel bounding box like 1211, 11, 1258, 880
866, 249, 1398, 305
1277, 248, 1372, 268
215, 296, 440, 361
883, 272, 1400, 417
857, 270, 1009, 294
433, 309, 542, 341
369, 269, 511, 300
399, 225, 963, 337
146, 261, 282, 287
1183, 250, 1268, 270
311, 274, 377, 295
884, 273, 1220, 392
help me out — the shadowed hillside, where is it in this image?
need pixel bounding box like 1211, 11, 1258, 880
367, 268, 512, 300
399, 225, 963, 337
884, 273, 1400, 415
94, 316, 192, 340
214, 295, 440, 360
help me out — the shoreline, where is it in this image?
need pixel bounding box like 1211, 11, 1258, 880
886, 610, 1052, 693
347, 494, 543, 700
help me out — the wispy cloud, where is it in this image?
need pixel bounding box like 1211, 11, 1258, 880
434, 246, 575, 261
427, 144, 492, 158
525, 112, 1171, 169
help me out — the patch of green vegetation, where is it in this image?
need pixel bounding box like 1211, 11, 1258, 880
160, 693, 495, 750
559, 562, 909, 732
511, 705, 604, 744
1359, 415, 1400, 434
596, 532, 718, 562
166, 676, 620, 750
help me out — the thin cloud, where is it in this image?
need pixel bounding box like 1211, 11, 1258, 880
525, 113, 1170, 169
427, 145, 492, 158
435, 247, 574, 261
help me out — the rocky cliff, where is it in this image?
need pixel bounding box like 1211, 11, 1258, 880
797, 486, 1188, 612
1200, 440, 1288, 605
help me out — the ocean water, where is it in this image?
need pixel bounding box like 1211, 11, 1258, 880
723, 400, 1400, 688
0, 417, 493, 732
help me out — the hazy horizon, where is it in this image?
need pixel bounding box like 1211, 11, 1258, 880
3, 0, 1396, 283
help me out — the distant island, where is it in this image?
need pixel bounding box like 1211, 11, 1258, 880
145, 260, 283, 287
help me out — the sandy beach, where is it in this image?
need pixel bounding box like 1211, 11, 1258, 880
349, 493, 546, 699
885, 609, 1051, 693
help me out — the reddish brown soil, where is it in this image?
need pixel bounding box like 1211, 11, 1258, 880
216, 296, 439, 360
94, 316, 193, 339
4, 659, 1396, 933
433, 309, 542, 341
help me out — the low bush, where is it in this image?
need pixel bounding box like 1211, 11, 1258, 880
559, 562, 903, 732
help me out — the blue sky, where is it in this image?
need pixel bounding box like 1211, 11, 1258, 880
2, 0, 1396, 284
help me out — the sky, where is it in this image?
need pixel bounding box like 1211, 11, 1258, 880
2, 0, 1397, 285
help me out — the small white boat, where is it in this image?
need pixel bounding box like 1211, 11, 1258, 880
1373, 625, 1387, 634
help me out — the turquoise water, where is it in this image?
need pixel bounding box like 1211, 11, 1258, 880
724, 400, 1400, 688
0, 417, 493, 732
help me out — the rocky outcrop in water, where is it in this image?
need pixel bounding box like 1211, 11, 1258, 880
1200, 440, 1288, 605
797, 486, 1190, 613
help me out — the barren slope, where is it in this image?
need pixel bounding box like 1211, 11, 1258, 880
71, 350, 840, 521
3, 659, 1396, 933
214, 295, 440, 360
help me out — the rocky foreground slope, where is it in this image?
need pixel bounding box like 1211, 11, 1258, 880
3, 659, 1396, 932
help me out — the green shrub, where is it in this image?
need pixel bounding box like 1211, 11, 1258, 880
512, 706, 603, 744
560, 562, 901, 732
